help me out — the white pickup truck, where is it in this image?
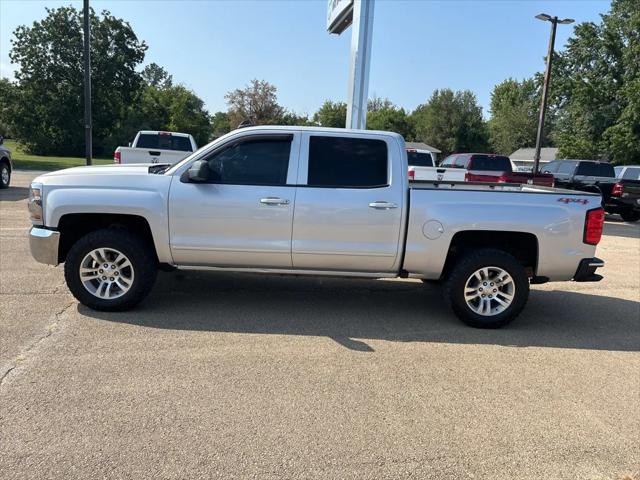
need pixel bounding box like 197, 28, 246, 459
28, 126, 605, 328
114, 130, 197, 165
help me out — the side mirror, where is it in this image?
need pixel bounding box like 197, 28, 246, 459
187, 160, 209, 182
0, 136, 4, 145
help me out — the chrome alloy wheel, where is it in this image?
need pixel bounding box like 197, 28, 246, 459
79, 248, 134, 299
1, 166, 9, 185
464, 266, 515, 316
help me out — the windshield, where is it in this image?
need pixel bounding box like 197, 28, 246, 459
407, 151, 434, 167
163, 130, 238, 176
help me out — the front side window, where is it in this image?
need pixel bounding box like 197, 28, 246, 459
542, 161, 559, 173
204, 137, 291, 185
557, 161, 577, 175
307, 136, 388, 188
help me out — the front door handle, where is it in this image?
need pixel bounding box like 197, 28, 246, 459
369, 201, 398, 210
260, 197, 290, 206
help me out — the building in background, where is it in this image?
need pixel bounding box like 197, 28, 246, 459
510, 147, 558, 172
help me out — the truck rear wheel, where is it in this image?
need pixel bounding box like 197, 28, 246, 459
444, 249, 529, 328
620, 211, 640, 222
64, 228, 157, 311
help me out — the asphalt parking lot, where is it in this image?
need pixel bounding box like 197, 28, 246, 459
1, 170, 639, 479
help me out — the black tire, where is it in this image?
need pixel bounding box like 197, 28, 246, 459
620, 211, 640, 222
0, 162, 10, 189
64, 228, 157, 311
444, 249, 529, 329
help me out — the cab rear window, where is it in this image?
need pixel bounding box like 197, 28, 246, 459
469, 155, 511, 171
137, 134, 193, 152
407, 151, 434, 167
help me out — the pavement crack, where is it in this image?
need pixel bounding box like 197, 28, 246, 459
0, 298, 75, 389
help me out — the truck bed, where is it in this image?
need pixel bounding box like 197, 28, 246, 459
409, 179, 589, 195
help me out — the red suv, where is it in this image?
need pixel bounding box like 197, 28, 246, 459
440, 153, 555, 187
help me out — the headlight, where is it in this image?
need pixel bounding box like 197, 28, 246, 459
28, 182, 43, 225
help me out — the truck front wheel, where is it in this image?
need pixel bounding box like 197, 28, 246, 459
64, 228, 157, 311
444, 249, 529, 328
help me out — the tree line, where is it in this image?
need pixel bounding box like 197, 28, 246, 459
0, 0, 637, 164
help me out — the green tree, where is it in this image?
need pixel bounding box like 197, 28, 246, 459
0, 78, 17, 137
9, 6, 147, 156
313, 100, 346, 128
412, 89, 488, 156
488, 78, 539, 155
141, 63, 173, 89
367, 105, 414, 139
210, 111, 231, 138
225, 79, 285, 127
552, 0, 640, 163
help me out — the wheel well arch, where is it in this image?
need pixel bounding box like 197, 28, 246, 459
57, 213, 157, 264
0, 156, 10, 170
442, 230, 539, 278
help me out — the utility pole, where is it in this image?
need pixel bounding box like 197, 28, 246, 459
533, 13, 573, 172
83, 0, 92, 165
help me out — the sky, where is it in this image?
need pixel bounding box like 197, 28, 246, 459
0, 0, 610, 117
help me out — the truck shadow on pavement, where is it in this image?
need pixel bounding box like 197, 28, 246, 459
80, 271, 640, 353
603, 218, 640, 239
0, 186, 30, 202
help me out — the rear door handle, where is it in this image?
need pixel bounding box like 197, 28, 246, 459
369, 201, 398, 210
260, 197, 290, 206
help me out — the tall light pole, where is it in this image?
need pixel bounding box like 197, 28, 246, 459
533, 13, 573, 173
83, 0, 92, 166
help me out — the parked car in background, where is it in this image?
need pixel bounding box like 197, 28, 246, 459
440, 153, 555, 186
28, 126, 605, 329
406, 143, 464, 181
0, 136, 12, 189
542, 160, 640, 222
114, 131, 197, 165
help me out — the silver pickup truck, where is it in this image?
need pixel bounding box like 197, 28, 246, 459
28, 126, 605, 328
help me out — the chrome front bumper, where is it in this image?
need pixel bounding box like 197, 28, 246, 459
29, 227, 60, 266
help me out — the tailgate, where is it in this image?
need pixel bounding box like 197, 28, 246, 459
507, 172, 555, 186
120, 147, 188, 165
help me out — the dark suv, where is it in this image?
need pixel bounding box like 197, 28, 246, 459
542, 160, 640, 222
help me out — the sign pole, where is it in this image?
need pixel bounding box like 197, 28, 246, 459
345, 0, 374, 130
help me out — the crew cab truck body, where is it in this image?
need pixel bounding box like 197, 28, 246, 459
114, 130, 197, 165
29, 126, 605, 328
543, 160, 640, 222
442, 153, 555, 187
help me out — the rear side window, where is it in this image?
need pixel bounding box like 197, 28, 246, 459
575, 162, 615, 177
621, 167, 640, 180
137, 134, 193, 152
557, 161, 577, 174
205, 137, 291, 185
469, 155, 511, 171
407, 151, 434, 167
307, 136, 388, 188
